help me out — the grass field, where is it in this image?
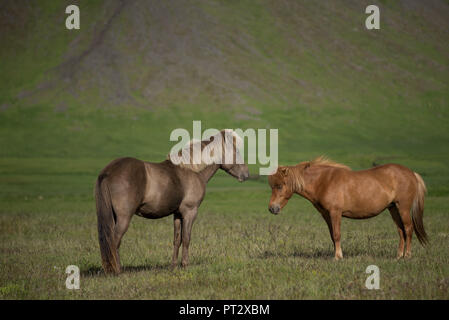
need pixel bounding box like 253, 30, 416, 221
0, 158, 448, 299
0, 0, 448, 299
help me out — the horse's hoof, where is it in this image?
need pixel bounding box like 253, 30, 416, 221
334, 256, 343, 261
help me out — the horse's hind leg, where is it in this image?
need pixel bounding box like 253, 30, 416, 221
396, 203, 413, 258
388, 205, 405, 259
112, 207, 133, 271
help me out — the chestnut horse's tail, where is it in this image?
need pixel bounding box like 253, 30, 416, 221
411, 172, 428, 246
95, 174, 120, 274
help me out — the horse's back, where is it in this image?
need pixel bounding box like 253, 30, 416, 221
100, 157, 145, 176
360, 163, 416, 186
369, 163, 413, 173
100, 157, 147, 188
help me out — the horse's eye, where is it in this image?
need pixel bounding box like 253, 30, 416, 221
277, 185, 283, 190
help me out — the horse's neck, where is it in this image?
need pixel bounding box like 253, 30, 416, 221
295, 166, 323, 203
199, 164, 220, 183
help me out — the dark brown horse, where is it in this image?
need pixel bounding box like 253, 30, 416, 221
95, 130, 249, 274
268, 157, 428, 260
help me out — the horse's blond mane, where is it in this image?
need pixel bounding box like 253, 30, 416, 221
307, 156, 351, 170
168, 129, 243, 173
275, 156, 351, 192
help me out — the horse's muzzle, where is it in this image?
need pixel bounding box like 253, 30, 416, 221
238, 172, 250, 182
269, 204, 280, 215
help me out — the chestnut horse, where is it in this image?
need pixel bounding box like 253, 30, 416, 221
95, 130, 249, 274
268, 157, 428, 260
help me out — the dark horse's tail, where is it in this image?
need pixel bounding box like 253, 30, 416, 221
411, 172, 428, 246
95, 174, 120, 274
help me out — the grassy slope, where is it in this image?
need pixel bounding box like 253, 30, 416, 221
0, 0, 448, 299
1, 1, 448, 160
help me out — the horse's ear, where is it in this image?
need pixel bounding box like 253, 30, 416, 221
304, 162, 310, 169
279, 167, 288, 176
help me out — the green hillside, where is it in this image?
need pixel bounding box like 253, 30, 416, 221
1, 0, 448, 162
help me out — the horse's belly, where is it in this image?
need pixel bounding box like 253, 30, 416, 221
342, 210, 383, 219
342, 203, 389, 219
137, 200, 180, 219
341, 190, 393, 219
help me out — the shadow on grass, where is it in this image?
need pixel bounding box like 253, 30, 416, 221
291, 249, 334, 259
256, 248, 334, 259
81, 261, 172, 277
257, 246, 395, 260
80, 258, 209, 277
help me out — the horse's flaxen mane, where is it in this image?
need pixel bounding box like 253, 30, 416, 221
306, 156, 351, 170
168, 129, 243, 173
273, 156, 350, 192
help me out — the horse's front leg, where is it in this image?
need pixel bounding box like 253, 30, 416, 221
171, 213, 182, 269
330, 210, 343, 260
180, 207, 198, 268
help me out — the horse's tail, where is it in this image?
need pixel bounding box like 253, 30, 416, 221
411, 172, 428, 246
95, 173, 120, 274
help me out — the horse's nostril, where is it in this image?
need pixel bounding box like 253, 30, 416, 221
269, 205, 280, 214
269, 206, 278, 214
